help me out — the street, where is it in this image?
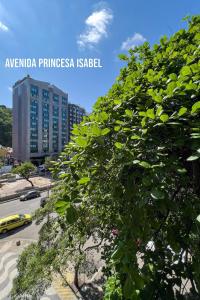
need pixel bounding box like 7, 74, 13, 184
0, 192, 47, 241
0, 192, 61, 300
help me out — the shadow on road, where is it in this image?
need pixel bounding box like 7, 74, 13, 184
0, 222, 32, 240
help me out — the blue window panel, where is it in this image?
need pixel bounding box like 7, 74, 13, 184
30, 85, 39, 97
53, 94, 59, 103
42, 89, 49, 99
62, 97, 68, 106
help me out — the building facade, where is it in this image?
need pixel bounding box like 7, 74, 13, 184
68, 103, 86, 140
12, 75, 69, 163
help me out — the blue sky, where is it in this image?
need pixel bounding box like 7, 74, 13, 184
0, 0, 199, 112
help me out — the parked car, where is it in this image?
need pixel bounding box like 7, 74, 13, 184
40, 197, 47, 208
20, 190, 40, 201
0, 214, 32, 234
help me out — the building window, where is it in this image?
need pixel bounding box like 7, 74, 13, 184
42, 89, 49, 99
42, 103, 49, 152
30, 85, 39, 97
53, 105, 59, 117
30, 142, 38, 153
62, 97, 68, 106
53, 94, 59, 103
30, 99, 38, 138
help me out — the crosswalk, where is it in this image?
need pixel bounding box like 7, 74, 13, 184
0, 241, 60, 300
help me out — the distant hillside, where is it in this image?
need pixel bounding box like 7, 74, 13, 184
0, 105, 12, 147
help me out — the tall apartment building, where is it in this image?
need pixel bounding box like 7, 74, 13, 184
12, 75, 69, 163
68, 103, 86, 140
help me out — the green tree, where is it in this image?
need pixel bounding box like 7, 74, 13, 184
12, 16, 200, 299
44, 156, 57, 172
0, 105, 12, 147
12, 162, 36, 186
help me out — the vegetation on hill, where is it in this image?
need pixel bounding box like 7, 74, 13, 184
0, 105, 12, 147
12, 16, 200, 300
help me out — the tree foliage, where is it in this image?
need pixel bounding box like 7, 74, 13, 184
12, 161, 36, 186
12, 16, 200, 299
0, 105, 12, 147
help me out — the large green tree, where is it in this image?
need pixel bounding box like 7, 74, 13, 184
12, 16, 200, 300
0, 105, 12, 147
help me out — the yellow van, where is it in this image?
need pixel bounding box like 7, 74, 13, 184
0, 214, 32, 233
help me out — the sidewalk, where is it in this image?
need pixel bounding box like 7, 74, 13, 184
53, 273, 78, 300
0, 238, 79, 300
0, 176, 52, 198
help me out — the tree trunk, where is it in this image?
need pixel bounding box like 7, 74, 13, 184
26, 178, 34, 187
74, 262, 80, 289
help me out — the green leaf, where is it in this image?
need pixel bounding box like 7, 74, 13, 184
101, 128, 110, 135
91, 126, 102, 136
148, 263, 154, 272
139, 112, 146, 117
111, 247, 123, 260
59, 173, 68, 179
131, 135, 141, 140
186, 155, 200, 161
76, 137, 88, 148
160, 114, 169, 122
115, 120, 124, 125
114, 126, 121, 132
151, 189, 165, 200
55, 201, 70, 208
133, 160, 140, 164
156, 105, 163, 117
66, 206, 78, 224
55, 201, 70, 215
141, 117, 146, 127
72, 127, 79, 135
191, 101, 200, 114
178, 107, 187, 116
180, 66, 191, 76
139, 161, 151, 168
125, 109, 133, 118
167, 81, 177, 95
115, 142, 123, 149
169, 73, 177, 81
146, 108, 155, 119
114, 100, 122, 105
118, 54, 129, 61
177, 168, 187, 174
78, 177, 90, 184
100, 111, 109, 121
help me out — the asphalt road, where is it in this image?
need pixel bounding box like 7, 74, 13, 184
0, 192, 48, 241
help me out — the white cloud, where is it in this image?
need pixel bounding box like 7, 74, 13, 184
0, 21, 9, 32
77, 8, 113, 49
121, 33, 146, 51
8, 87, 12, 92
